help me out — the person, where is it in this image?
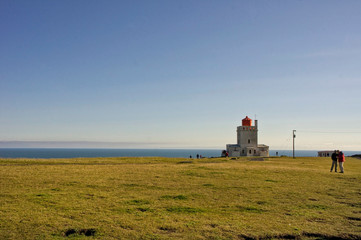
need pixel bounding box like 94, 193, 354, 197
221, 150, 227, 157
338, 151, 345, 173
330, 150, 338, 172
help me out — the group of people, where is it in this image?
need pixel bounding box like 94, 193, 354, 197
330, 150, 345, 173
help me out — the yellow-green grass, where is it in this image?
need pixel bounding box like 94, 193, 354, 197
0, 156, 360, 239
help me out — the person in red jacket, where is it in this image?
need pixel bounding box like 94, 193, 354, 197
338, 151, 345, 173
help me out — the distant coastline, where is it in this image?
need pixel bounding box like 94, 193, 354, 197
0, 148, 360, 159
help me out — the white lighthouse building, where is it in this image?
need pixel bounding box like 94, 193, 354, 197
226, 116, 269, 157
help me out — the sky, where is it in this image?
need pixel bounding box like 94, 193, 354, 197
1, 0, 361, 150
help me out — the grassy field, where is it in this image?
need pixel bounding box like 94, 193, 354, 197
0, 156, 360, 239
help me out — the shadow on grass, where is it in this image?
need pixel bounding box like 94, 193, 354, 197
166, 206, 204, 213
235, 205, 266, 213
63, 228, 96, 237
126, 199, 150, 205
160, 194, 188, 200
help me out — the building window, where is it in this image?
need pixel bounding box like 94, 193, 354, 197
254, 150, 256, 154
249, 150, 252, 154
242, 150, 245, 154
248, 139, 251, 144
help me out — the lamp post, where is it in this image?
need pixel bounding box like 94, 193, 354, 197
293, 130, 296, 159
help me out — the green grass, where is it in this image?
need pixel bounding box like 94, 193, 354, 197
0, 156, 361, 239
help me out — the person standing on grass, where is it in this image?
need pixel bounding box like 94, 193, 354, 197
338, 151, 345, 173
330, 150, 338, 172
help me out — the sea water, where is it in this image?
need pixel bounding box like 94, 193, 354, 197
0, 148, 360, 159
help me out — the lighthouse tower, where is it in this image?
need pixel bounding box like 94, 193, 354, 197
226, 116, 269, 157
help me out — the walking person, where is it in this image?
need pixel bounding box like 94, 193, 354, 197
330, 150, 338, 172
338, 151, 345, 173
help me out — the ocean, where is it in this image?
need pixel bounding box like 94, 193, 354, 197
0, 148, 360, 159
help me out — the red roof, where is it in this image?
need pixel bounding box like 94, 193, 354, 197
242, 116, 252, 126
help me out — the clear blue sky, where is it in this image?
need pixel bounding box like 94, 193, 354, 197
1, 0, 361, 150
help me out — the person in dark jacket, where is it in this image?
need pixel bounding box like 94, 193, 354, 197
330, 150, 338, 172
